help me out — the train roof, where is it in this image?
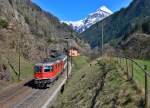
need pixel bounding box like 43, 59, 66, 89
35, 54, 67, 66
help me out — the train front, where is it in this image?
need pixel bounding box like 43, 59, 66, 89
33, 54, 67, 88
33, 63, 53, 86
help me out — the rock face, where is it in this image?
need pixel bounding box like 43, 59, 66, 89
64, 6, 112, 33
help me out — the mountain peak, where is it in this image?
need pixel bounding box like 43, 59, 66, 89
99, 6, 113, 14
63, 6, 113, 33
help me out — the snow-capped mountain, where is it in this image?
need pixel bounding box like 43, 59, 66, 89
64, 6, 113, 33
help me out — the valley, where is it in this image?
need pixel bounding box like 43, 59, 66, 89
0, 0, 150, 108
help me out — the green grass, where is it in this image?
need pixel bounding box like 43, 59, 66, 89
72, 56, 90, 69
0, 19, 8, 28
135, 59, 150, 72
20, 60, 34, 80
133, 59, 150, 89
0, 51, 34, 92
0, 51, 34, 82
52, 58, 143, 108
111, 57, 150, 89
10, 54, 34, 82
52, 57, 104, 108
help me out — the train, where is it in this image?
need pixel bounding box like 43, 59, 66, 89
34, 54, 67, 88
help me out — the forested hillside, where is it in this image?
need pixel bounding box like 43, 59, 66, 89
80, 0, 150, 59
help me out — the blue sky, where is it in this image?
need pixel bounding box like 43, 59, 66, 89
32, 0, 132, 21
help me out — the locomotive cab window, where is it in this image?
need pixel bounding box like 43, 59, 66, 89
44, 66, 53, 72
34, 66, 42, 73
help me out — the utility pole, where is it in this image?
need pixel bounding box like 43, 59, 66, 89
65, 38, 69, 79
70, 30, 73, 66
101, 14, 104, 57
18, 37, 21, 80
18, 6, 22, 81
12, 0, 21, 80
98, 11, 104, 57
102, 21, 104, 56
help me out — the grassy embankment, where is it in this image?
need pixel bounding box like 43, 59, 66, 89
51, 56, 143, 108
0, 51, 34, 90
7, 52, 34, 82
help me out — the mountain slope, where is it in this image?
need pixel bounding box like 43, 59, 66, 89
80, 0, 150, 48
65, 6, 112, 33
0, 0, 90, 83
0, 0, 73, 60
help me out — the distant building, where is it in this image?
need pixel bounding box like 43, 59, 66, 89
68, 47, 80, 57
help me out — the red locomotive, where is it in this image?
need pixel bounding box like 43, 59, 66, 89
34, 54, 67, 88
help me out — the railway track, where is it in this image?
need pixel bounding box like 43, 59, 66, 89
0, 80, 34, 108
13, 89, 44, 108
0, 62, 71, 108
12, 74, 66, 108
0, 81, 35, 108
